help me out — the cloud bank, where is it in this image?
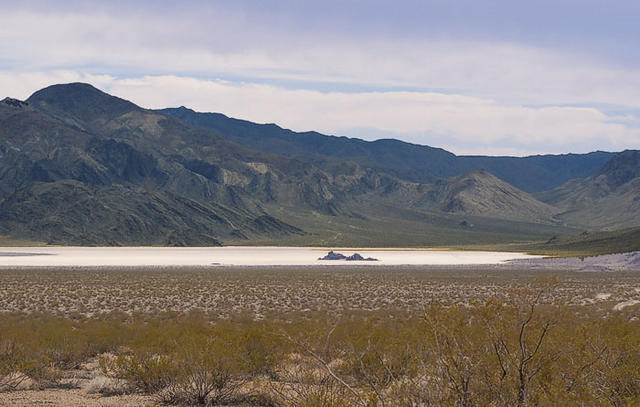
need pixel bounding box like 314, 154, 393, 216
1, 1, 639, 155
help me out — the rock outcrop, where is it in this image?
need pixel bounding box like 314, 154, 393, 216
318, 251, 378, 261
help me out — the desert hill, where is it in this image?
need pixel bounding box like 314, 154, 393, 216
537, 150, 640, 229
414, 169, 557, 222
1, 83, 637, 246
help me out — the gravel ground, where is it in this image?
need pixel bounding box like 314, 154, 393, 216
0, 389, 155, 406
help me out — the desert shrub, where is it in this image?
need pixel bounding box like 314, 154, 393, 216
0, 338, 32, 392
581, 316, 640, 406
100, 351, 175, 394
333, 318, 424, 406
271, 355, 357, 407
1, 298, 640, 405
0, 314, 94, 390
100, 316, 265, 405
234, 320, 286, 377
161, 334, 246, 405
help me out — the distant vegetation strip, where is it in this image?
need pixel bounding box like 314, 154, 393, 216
515, 226, 640, 257
452, 225, 640, 258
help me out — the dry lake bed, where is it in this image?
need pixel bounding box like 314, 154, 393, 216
0, 246, 540, 267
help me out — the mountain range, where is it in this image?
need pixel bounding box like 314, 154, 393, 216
161, 106, 612, 193
0, 83, 637, 246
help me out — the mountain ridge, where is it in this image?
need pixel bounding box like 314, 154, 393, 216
160, 106, 614, 192
0, 83, 637, 246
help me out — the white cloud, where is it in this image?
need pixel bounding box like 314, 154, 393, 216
2, 7, 640, 109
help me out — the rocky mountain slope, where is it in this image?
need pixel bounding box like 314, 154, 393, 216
0, 86, 334, 244
0, 83, 636, 246
161, 106, 613, 192
537, 150, 640, 229
414, 169, 557, 222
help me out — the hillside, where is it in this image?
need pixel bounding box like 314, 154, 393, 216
516, 226, 640, 257
413, 169, 557, 222
0, 92, 314, 244
0, 83, 626, 246
537, 150, 640, 229
160, 107, 613, 192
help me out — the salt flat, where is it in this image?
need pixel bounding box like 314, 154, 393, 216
0, 246, 540, 267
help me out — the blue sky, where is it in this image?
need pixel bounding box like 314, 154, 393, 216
1, 0, 639, 156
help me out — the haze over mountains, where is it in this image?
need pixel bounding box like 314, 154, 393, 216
0, 83, 637, 246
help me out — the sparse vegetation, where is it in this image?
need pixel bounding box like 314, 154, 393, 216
2, 267, 640, 317
518, 226, 640, 257
1, 301, 640, 405
1, 267, 640, 405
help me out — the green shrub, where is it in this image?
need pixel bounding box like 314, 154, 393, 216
100, 352, 174, 394
1, 302, 640, 405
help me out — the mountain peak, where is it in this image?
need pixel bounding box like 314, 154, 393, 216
26, 83, 139, 129
438, 167, 555, 221
28, 82, 105, 100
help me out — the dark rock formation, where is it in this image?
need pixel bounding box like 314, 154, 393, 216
318, 250, 347, 260
1, 98, 29, 108
318, 251, 378, 261
345, 253, 378, 261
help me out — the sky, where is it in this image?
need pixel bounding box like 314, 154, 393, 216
1, 0, 639, 156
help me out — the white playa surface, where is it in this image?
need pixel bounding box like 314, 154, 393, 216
0, 247, 540, 267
